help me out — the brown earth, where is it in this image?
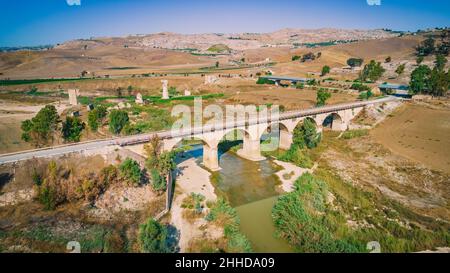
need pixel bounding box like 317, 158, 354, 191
372, 102, 450, 174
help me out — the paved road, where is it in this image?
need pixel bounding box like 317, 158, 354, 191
0, 96, 400, 165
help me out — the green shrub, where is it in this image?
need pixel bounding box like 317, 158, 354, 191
350, 83, 371, 92
278, 146, 314, 169
256, 77, 275, 85
119, 158, 142, 186
150, 168, 166, 192
206, 198, 252, 253
62, 116, 85, 142
139, 218, 170, 253
109, 110, 129, 135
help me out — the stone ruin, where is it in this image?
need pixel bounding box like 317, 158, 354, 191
184, 89, 191, 96
135, 93, 144, 104
161, 80, 169, 100
204, 75, 219, 85
68, 89, 80, 106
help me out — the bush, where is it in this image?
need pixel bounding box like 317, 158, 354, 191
278, 146, 314, 169
21, 105, 59, 147
316, 89, 331, 106
358, 91, 373, 100
150, 168, 166, 192
139, 218, 170, 253
347, 58, 363, 68
119, 158, 142, 186
350, 83, 371, 92
293, 118, 321, 149
321, 65, 331, 76
206, 198, 252, 253
62, 116, 85, 142
109, 110, 129, 135
88, 105, 107, 131
182, 193, 205, 212
256, 77, 274, 85
272, 173, 360, 253
359, 60, 385, 82
37, 180, 57, 210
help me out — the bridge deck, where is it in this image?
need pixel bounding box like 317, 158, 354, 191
0, 96, 400, 164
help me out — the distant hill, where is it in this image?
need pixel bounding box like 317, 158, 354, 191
207, 44, 232, 53
0, 28, 426, 79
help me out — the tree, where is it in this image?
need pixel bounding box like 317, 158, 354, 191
434, 54, 448, 71
150, 169, 166, 192
144, 136, 176, 192
139, 218, 170, 253
21, 105, 59, 147
321, 65, 331, 77
416, 36, 435, 56
116, 87, 123, 98
293, 118, 321, 149
109, 110, 129, 134
127, 85, 133, 96
358, 90, 373, 100
428, 67, 449, 97
347, 58, 363, 68
215, 61, 220, 68
416, 56, 424, 65
301, 52, 316, 62
409, 65, 431, 94
395, 64, 406, 76
359, 60, 385, 82
316, 89, 331, 106
119, 158, 142, 186
62, 116, 85, 142
88, 105, 107, 132
292, 55, 301, 61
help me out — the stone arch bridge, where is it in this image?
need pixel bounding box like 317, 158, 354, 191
122, 97, 399, 171
0, 97, 399, 167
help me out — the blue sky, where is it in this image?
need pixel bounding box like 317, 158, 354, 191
1, 0, 449, 46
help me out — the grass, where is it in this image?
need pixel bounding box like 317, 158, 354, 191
341, 129, 369, 140
271, 130, 450, 253
205, 198, 253, 253
0, 77, 94, 86
78, 93, 225, 106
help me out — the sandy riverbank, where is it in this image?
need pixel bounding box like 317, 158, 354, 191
273, 160, 315, 192
170, 157, 219, 252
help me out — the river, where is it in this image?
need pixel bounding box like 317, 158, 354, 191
183, 145, 294, 253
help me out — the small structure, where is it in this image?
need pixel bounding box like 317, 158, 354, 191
135, 93, 144, 104
204, 75, 219, 85
87, 104, 95, 111
68, 89, 80, 106
161, 80, 169, 100
184, 89, 191, 96
378, 83, 411, 98
71, 111, 80, 117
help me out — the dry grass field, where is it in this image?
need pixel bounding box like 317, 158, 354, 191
372, 102, 450, 174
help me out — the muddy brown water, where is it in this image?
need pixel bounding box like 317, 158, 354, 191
183, 146, 294, 253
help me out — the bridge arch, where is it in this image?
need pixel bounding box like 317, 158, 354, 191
322, 112, 345, 131
259, 122, 292, 151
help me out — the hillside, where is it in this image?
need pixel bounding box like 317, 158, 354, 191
0, 28, 421, 80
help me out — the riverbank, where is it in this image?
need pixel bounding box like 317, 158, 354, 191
170, 156, 219, 252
